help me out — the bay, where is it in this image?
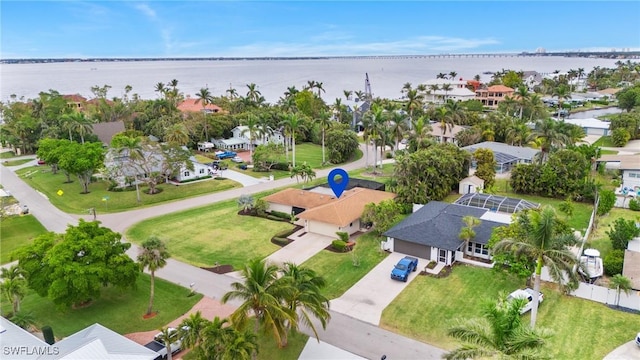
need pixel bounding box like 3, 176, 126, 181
0, 56, 621, 104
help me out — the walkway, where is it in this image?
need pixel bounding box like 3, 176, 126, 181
0, 144, 447, 359
265, 229, 334, 266
220, 168, 264, 187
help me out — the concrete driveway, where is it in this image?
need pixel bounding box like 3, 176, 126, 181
330, 252, 428, 325
265, 229, 334, 266
603, 339, 640, 360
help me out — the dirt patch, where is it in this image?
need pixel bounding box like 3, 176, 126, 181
142, 311, 158, 319
201, 264, 234, 274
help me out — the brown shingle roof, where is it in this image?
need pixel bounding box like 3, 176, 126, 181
63, 94, 87, 103
177, 98, 222, 113
92, 121, 126, 145
297, 188, 396, 227
263, 188, 334, 209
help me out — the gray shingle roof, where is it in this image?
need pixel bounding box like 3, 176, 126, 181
384, 201, 504, 251
462, 141, 540, 163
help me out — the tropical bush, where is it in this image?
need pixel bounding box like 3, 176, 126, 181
597, 189, 616, 216
603, 249, 625, 276
629, 198, 640, 211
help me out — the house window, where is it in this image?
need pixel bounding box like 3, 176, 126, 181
467, 242, 473, 253
629, 173, 639, 178
183, 171, 190, 177
474, 243, 489, 256
199, 168, 205, 174
350, 223, 353, 227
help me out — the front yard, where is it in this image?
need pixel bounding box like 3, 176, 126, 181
15, 166, 241, 214
380, 265, 638, 360
0, 215, 48, 264
0, 274, 202, 338
126, 198, 294, 269
302, 232, 390, 299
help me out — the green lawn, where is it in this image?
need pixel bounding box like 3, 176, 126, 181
15, 166, 241, 214
0, 274, 202, 338
492, 178, 593, 231
380, 266, 638, 359
302, 232, 390, 299
0, 215, 49, 264
2, 158, 35, 166
599, 149, 618, 155
126, 199, 294, 269
0, 151, 17, 159
593, 136, 615, 148
587, 208, 640, 259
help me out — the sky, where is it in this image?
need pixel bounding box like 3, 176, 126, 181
1, 1, 639, 59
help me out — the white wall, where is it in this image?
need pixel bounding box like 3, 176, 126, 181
308, 220, 342, 237
268, 203, 292, 214
622, 170, 640, 190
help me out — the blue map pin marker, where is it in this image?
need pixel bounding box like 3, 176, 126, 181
328, 168, 349, 198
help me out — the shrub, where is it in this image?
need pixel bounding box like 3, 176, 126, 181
270, 210, 292, 220
629, 198, 640, 211
611, 128, 631, 147
607, 218, 640, 250
332, 240, 348, 252
597, 189, 616, 216
336, 231, 349, 242
272, 237, 290, 246
603, 249, 625, 276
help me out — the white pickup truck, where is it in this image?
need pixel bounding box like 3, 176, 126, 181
507, 288, 544, 314
144, 327, 183, 359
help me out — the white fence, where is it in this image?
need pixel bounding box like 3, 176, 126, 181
571, 282, 640, 310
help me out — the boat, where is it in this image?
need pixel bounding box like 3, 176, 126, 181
579, 248, 603, 282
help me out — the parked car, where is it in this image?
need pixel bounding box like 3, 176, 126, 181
144, 327, 185, 359
507, 288, 544, 314
216, 151, 237, 159
37, 158, 46, 165
390, 256, 418, 282
231, 156, 244, 163
635, 332, 640, 347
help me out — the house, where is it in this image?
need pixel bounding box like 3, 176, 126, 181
428, 122, 466, 144
62, 94, 87, 111
596, 155, 640, 205
563, 118, 610, 136
177, 97, 221, 114
213, 125, 285, 151
197, 141, 215, 152
383, 201, 507, 265
104, 145, 209, 187
92, 121, 126, 146
521, 71, 543, 90
461, 141, 541, 173
263, 187, 395, 237
475, 85, 514, 108
421, 79, 475, 104
459, 175, 485, 194
383, 194, 538, 266
0, 317, 158, 360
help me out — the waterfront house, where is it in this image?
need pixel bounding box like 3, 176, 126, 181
474, 85, 514, 108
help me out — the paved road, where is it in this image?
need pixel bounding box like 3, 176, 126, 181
0, 145, 447, 359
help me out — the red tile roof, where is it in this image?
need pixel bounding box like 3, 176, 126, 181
486, 85, 514, 92
177, 98, 221, 113
63, 94, 87, 103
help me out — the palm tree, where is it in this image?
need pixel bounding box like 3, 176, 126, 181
222, 258, 294, 354
195, 87, 214, 141
527, 94, 549, 121
279, 263, 330, 346
444, 100, 466, 126
514, 86, 530, 119
493, 206, 580, 328
279, 113, 306, 167
240, 114, 259, 162
436, 72, 447, 79
405, 88, 423, 130
365, 105, 387, 171
157, 326, 178, 360
428, 84, 440, 103
154, 82, 167, 98
409, 115, 433, 151
505, 120, 531, 146
441, 83, 453, 102
343, 90, 353, 100
448, 71, 458, 80
284, 86, 298, 99
388, 112, 407, 155
527, 118, 570, 163
246, 83, 262, 103
444, 297, 551, 359
226, 86, 238, 100
114, 135, 144, 203
178, 311, 209, 355
165, 123, 189, 145
459, 216, 481, 256
219, 327, 258, 360
316, 110, 332, 165
315, 81, 325, 98
551, 85, 572, 117
137, 236, 170, 315
257, 114, 273, 144
332, 98, 344, 123
609, 274, 632, 308
0, 265, 27, 315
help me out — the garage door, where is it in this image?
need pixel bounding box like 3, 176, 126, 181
394, 240, 431, 259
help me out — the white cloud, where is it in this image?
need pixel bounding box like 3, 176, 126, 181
134, 3, 157, 20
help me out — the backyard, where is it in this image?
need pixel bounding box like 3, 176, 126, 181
587, 208, 640, 259
14, 166, 241, 214
0, 274, 202, 338
0, 214, 48, 264
380, 265, 639, 360
125, 198, 294, 269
